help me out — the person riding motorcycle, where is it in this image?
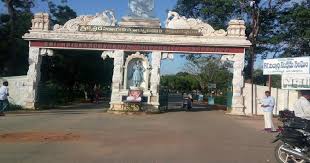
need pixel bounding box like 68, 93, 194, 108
290, 90, 310, 120
273, 90, 310, 163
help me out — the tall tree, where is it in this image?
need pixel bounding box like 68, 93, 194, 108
175, 0, 239, 29
0, 0, 77, 76
1, 0, 34, 75
174, 0, 307, 81
42, 0, 77, 25
277, 1, 310, 57
184, 56, 233, 93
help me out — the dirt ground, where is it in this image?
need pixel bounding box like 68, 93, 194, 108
0, 132, 81, 142
0, 97, 279, 163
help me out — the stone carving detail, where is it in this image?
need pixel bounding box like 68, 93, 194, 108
227, 20, 246, 37
161, 53, 174, 60
39, 49, 54, 56
31, 13, 50, 31
101, 50, 115, 60
165, 11, 227, 37
53, 10, 117, 32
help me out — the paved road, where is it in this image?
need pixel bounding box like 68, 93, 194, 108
0, 101, 277, 163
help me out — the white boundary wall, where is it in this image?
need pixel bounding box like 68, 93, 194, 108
0, 76, 28, 107
243, 83, 299, 115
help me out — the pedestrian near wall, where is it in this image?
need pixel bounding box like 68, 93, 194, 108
0, 81, 9, 116
261, 91, 276, 132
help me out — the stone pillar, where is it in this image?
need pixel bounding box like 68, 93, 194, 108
149, 51, 162, 107
102, 50, 125, 111
25, 47, 53, 109
230, 53, 246, 115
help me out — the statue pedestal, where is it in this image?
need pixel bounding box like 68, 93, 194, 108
119, 17, 161, 28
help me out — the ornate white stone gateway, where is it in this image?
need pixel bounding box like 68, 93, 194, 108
22, 2, 251, 115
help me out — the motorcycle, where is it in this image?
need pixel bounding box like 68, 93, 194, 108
273, 110, 310, 163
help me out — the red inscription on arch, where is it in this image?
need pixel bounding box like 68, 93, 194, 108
30, 41, 245, 54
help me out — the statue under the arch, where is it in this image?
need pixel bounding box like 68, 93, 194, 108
131, 60, 145, 88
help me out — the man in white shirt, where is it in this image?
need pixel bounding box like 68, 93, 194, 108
0, 81, 9, 116
292, 90, 310, 120
261, 91, 276, 132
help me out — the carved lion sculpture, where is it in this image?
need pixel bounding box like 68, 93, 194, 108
165, 11, 227, 37
53, 10, 117, 32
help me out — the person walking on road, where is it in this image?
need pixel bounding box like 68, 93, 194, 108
0, 81, 9, 116
261, 91, 276, 132
187, 93, 193, 110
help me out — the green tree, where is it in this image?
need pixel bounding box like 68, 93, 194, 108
175, 0, 308, 81
161, 72, 200, 92
0, 0, 77, 76
42, 0, 77, 25
1, 0, 34, 75
184, 56, 232, 93
277, 1, 310, 57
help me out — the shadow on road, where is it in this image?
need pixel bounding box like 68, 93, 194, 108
7, 102, 109, 116
165, 102, 227, 113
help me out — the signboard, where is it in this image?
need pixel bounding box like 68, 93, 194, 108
78, 25, 202, 36
263, 57, 310, 75
282, 74, 310, 90
208, 83, 216, 89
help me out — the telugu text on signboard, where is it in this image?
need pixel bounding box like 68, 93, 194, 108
78, 25, 202, 36
282, 74, 310, 90
263, 57, 310, 75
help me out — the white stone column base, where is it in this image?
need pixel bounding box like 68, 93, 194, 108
228, 106, 245, 115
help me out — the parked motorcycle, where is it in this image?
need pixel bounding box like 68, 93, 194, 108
273, 110, 310, 163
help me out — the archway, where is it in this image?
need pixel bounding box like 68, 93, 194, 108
22, 11, 251, 115
37, 49, 113, 108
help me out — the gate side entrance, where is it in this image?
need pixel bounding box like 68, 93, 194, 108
23, 10, 251, 115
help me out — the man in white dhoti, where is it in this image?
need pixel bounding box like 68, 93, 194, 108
292, 90, 310, 120
261, 91, 276, 132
